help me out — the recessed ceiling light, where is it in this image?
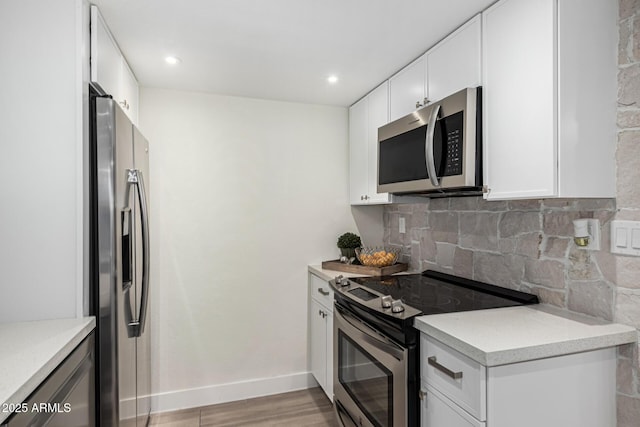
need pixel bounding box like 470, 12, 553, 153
327, 75, 338, 84
165, 56, 181, 65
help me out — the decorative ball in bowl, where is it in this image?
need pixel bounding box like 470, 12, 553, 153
355, 247, 400, 267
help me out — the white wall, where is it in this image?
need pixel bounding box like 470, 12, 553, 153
139, 88, 357, 411
0, 0, 86, 322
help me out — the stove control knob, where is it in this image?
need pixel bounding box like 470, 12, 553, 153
381, 295, 392, 308
334, 275, 349, 287
391, 299, 405, 313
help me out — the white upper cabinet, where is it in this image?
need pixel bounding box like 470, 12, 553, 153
90, 5, 139, 124
427, 15, 482, 104
349, 82, 395, 205
482, 0, 617, 200
121, 61, 139, 124
367, 83, 393, 204
389, 15, 482, 123
91, 8, 120, 101
389, 56, 427, 122
349, 96, 368, 204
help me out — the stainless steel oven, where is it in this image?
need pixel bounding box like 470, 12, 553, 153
334, 304, 408, 427
330, 271, 539, 427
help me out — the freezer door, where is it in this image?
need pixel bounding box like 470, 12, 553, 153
115, 103, 139, 427
94, 97, 138, 427
133, 126, 151, 426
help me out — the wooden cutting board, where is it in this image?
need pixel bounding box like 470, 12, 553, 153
320, 260, 408, 276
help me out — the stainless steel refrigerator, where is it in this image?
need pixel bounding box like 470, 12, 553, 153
90, 86, 151, 427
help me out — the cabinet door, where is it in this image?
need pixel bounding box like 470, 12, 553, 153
389, 56, 426, 122
325, 305, 333, 401
427, 15, 481, 103
121, 60, 139, 124
367, 82, 391, 204
310, 298, 327, 393
90, 6, 121, 100
482, 0, 556, 200
349, 97, 369, 205
422, 385, 485, 427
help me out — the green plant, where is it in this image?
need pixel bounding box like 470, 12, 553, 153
337, 232, 361, 249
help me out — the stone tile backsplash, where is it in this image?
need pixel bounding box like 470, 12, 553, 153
383, 198, 618, 320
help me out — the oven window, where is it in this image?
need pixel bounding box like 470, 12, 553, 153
338, 331, 393, 427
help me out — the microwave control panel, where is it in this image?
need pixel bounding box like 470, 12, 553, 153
442, 111, 463, 176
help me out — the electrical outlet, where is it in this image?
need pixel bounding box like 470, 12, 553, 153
399, 217, 406, 234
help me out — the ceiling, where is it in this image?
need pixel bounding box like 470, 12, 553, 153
92, 0, 496, 107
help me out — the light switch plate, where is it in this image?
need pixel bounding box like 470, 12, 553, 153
611, 220, 640, 256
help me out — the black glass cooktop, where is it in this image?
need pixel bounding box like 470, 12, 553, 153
349, 270, 539, 315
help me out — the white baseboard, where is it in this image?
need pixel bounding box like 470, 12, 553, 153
150, 371, 318, 414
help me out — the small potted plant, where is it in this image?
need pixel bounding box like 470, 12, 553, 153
337, 232, 362, 259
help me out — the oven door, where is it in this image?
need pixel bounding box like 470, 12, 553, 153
333, 305, 408, 427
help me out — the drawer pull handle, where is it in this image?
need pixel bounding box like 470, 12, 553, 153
428, 356, 463, 380
318, 288, 330, 296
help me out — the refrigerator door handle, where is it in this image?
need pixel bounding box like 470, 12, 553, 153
124, 169, 150, 338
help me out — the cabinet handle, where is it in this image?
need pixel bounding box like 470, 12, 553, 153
416, 98, 430, 109
119, 100, 130, 110
418, 389, 426, 401
318, 288, 330, 296
428, 356, 463, 380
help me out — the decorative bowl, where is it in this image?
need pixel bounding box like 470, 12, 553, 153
355, 247, 400, 267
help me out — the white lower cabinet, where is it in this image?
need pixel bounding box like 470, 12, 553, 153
420, 334, 617, 427
309, 272, 334, 400
422, 384, 485, 427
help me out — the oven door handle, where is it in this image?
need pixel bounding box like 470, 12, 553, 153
336, 306, 405, 361
425, 103, 441, 188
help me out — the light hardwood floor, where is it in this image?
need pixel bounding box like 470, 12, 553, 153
149, 387, 339, 426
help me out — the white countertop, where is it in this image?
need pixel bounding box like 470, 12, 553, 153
308, 264, 372, 282
0, 317, 95, 423
414, 305, 636, 366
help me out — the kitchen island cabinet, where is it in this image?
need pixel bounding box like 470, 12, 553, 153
482, 0, 617, 200
415, 306, 636, 427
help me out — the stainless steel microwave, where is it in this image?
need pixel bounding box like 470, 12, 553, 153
377, 87, 482, 196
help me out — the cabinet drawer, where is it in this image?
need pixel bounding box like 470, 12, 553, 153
310, 273, 333, 309
421, 335, 486, 421
422, 384, 485, 427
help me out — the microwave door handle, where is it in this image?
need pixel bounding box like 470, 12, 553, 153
425, 104, 441, 187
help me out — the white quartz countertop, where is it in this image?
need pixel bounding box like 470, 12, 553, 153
414, 305, 637, 367
308, 264, 372, 282
0, 317, 95, 423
